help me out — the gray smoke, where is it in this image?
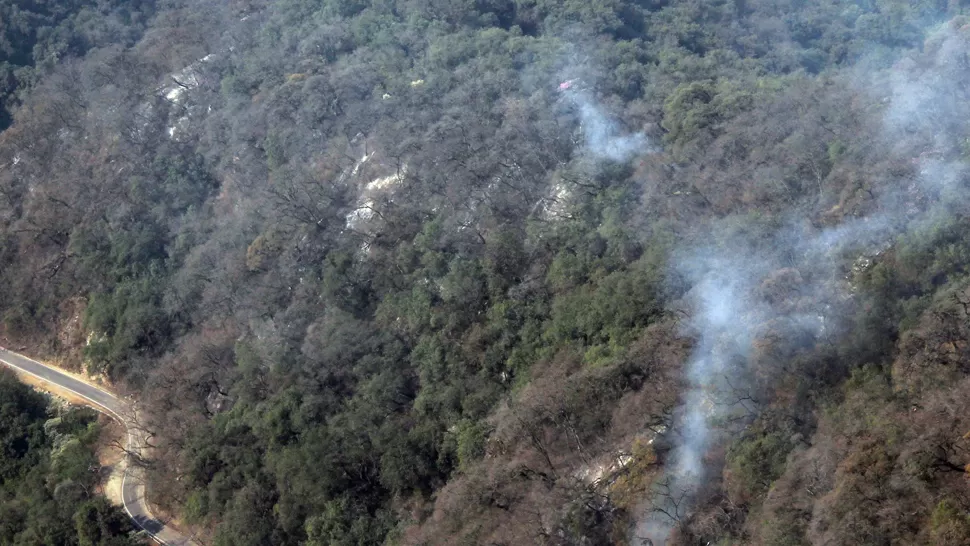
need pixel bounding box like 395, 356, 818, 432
562, 87, 649, 161
636, 21, 970, 545
577, 97, 648, 160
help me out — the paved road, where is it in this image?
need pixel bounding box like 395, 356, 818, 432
0, 348, 199, 546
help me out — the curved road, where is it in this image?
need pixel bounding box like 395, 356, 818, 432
0, 349, 199, 546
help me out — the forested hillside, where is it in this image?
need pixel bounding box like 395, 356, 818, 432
0, 0, 154, 129
2, 0, 970, 544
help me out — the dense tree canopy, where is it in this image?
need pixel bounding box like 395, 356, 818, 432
0, 369, 137, 545
2, 0, 970, 545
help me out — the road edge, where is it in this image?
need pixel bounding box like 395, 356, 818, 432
0, 351, 168, 545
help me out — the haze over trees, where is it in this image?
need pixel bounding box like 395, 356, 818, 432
2, 0, 970, 545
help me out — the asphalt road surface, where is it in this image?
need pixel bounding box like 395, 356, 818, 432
0, 348, 199, 546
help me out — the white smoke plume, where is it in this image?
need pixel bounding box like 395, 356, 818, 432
636, 21, 970, 545
576, 96, 648, 161
560, 84, 649, 161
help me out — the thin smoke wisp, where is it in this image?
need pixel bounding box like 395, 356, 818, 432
636, 21, 970, 545
562, 86, 649, 161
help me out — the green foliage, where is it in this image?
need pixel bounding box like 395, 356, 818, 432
0, 0, 154, 128
454, 419, 492, 471
2, 301, 36, 336
0, 370, 135, 545
760, 504, 811, 546
183, 489, 208, 524
896, 215, 970, 292
4, 0, 970, 544
304, 497, 392, 546
929, 499, 970, 546
726, 427, 793, 501
827, 139, 847, 164
0, 370, 48, 482
662, 79, 755, 155
547, 258, 663, 359
74, 497, 135, 546
83, 269, 170, 377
